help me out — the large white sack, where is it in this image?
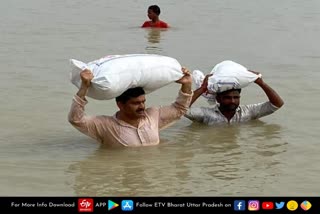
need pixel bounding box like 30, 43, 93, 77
70, 54, 184, 100
192, 69, 218, 105
193, 60, 261, 104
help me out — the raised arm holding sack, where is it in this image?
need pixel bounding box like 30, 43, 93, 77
185, 60, 284, 125
68, 54, 193, 147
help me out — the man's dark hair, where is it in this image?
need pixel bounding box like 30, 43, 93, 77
217, 88, 241, 96
149, 5, 161, 15
116, 87, 145, 104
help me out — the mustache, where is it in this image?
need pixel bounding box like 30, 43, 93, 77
220, 104, 237, 111
136, 108, 145, 112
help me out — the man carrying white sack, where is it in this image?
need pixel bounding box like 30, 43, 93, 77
68, 68, 193, 147
185, 60, 284, 125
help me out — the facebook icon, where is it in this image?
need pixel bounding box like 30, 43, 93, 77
234, 200, 246, 211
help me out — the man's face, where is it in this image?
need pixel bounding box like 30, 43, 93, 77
216, 90, 240, 111
147, 9, 157, 20
119, 95, 146, 119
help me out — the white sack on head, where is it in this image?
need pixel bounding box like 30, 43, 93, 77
70, 54, 184, 100
192, 69, 217, 105
208, 60, 260, 93
193, 60, 261, 105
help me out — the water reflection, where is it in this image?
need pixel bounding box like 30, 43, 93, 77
70, 144, 197, 196
69, 120, 287, 196
147, 29, 162, 44
161, 120, 288, 195
144, 28, 166, 54
167, 123, 244, 185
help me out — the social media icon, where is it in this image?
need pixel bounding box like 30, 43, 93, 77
275, 202, 285, 209
108, 200, 119, 211
78, 198, 94, 212
286, 200, 298, 211
262, 202, 274, 210
300, 200, 312, 211
248, 200, 259, 211
121, 200, 134, 211
234, 200, 246, 211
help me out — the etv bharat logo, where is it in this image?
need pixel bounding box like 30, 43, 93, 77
78, 198, 94, 212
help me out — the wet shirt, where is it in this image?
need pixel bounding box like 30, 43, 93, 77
68, 90, 192, 147
185, 101, 279, 125
141, 20, 169, 28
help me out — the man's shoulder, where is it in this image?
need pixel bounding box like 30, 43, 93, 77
189, 105, 218, 113
190, 106, 214, 110
239, 101, 279, 113
159, 20, 169, 28
94, 114, 116, 122
141, 21, 151, 27
145, 106, 159, 114
240, 101, 271, 109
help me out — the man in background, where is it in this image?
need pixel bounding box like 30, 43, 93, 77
185, 70, 284, 125
141, 5, 169, 28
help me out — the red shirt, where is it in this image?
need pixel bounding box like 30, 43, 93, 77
141, 20, 169, 28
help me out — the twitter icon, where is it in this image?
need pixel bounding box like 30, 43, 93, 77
275, 202, 285, 209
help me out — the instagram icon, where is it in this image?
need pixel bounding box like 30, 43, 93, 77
248, 200, 260, 211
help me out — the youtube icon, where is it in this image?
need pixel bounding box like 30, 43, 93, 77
262, 202, 274, 210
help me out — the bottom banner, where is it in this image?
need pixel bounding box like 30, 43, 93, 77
1, 196, 318, 213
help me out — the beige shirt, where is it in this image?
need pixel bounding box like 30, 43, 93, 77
68, 90, 192, 147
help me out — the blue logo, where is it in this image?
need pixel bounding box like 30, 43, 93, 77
275, 201, 285, 209
234, 200, 246, 211
121, 200, 134, 211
